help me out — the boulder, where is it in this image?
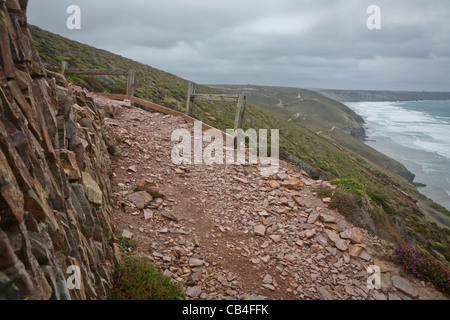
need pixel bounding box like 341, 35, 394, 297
127, 191, 153, 209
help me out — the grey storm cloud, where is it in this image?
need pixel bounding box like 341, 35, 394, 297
27, 0, 450, 91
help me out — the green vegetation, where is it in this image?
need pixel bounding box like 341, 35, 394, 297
430, 202, 450, 218
394, 245, 450, 296
116, 234, 137, 252
331, 178, 364, 195
29, 25, 450, 264
316, 186, 334, 199
329, 191, 364, 222
317, 183, 376, 235
109, 256, 186, 300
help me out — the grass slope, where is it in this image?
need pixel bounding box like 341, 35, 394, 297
209, 85, 366, 138
29, 25, 450, 263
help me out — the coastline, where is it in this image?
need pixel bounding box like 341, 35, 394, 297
367, 137, 450, 211
344, 101, 450, 219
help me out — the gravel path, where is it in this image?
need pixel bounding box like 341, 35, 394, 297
94, 94, 447, 300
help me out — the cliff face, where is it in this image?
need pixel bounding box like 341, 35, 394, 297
0, 0, 120, 299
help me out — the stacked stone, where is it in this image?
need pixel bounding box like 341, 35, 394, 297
0, 0, 120, 300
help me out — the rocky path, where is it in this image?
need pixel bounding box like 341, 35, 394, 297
94, 94, 447, 300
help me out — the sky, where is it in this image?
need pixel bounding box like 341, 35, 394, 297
27, 0, 450, 91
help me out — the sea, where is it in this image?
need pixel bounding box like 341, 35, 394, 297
344, 100, 450, 211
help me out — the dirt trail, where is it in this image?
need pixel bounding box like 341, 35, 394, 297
95, 94, 447, 300
418, 202, 450, 229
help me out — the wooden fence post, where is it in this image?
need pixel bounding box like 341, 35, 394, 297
126, 70, 135, 100
61, 61, 68, 75
61, 62, 134, 100
234, 94, 246, 130
186, 82, 196, 116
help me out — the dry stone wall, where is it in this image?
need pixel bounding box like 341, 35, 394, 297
0, 0, 120, 300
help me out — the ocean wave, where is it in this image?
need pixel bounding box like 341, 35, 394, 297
345, 100, 450, 210
347, 101, 450, 158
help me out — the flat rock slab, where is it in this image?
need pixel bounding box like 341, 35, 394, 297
269, 235, 281, 242
189, 258, 205, 267
143, 209, 153, 220
121, 229, 134, 240
380, 273, 392, 293
304, 229, 316, 239
359, 250, 372, 262
340, 227, 363, 244
320, 214, 336, 223
161, 211, 178, 221
127, 165, 137, 172
186, 286, 202, 298
372, 292, 387, 300
392, 276, 418, 298
263, 274, 273, 284
307, 212, 320, 224
317, 286, 335, 300
388, 293, 402, 300
254, 225, 266, 237
262, 284, 275, 291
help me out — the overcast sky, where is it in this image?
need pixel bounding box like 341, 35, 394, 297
28, 0, 450, 91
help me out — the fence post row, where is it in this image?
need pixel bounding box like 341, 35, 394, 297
186, 82, 246, 130
61, 62, 135, 99
59, 66, 245, 131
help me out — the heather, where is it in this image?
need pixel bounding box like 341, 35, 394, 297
394, 245, 450, 296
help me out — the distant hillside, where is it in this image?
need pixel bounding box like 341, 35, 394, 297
209, 85, 367, 140
29, 25, 450, 262
312, 89, 450, 102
